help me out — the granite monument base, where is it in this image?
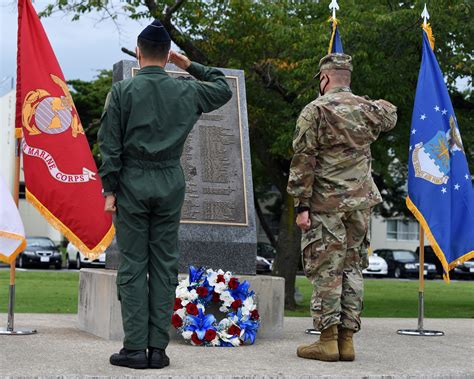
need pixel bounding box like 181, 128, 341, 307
78, 268, 285, 341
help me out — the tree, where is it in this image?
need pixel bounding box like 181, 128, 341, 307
68, 70, 112, 165
42, 0, 473, 309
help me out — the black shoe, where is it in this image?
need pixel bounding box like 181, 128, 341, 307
148, 347, 170, 369
109, 348, 148, 369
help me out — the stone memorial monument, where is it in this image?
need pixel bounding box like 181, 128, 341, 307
78, 60, 284, 340
106, 60, 257, 275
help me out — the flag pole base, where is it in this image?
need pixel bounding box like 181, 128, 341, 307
305, 328, 321, 335
397, 329, 444, 337
0, 328, 37, 335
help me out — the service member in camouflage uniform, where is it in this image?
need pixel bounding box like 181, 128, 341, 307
287, 53, 397, 362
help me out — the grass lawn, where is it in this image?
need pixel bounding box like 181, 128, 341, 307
0, 272, 472, 317
0, 271, 79, 313
286, 277, 474, 318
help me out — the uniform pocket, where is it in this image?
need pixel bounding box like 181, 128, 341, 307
302, 222, 325, 278
116, 273, 134, 301
169, 276, 179, 287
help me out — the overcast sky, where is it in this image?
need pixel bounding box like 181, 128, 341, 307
0, 0, 147, 93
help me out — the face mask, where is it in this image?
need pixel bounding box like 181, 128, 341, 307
319, 75, 329, 96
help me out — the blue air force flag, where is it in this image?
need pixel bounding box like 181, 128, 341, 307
329, 20, 343, 54
407, 30, 474, 281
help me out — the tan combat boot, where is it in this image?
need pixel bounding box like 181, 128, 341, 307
296, 324, 339, 361
338, 327, 355, 361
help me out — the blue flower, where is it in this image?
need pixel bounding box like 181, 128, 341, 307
228, 308, 259, 345
230, 280, 253, 301
238, 318, 259, 344
188, 266, 206, 285
184, 309, 216, 340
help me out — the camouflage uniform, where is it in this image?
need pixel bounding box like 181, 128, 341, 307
287, 54, 397, 332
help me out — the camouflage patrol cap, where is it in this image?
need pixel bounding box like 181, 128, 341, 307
314, 53, 353, 79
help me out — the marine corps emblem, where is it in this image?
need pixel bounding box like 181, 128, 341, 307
22, 74, 84, 137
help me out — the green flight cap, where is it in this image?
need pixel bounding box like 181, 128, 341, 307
314, 53, 353, 79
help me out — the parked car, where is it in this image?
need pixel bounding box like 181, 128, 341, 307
415, 246, 443, 277
66, 242, 106, 269
452, 259, 474, 279
362, 253, 388, 277
257, 242, 277, 265
16, 237, 62, 269
256, 255, 272, 274
374, 249, 437, 279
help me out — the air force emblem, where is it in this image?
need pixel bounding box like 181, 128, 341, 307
412, 116, 465, 185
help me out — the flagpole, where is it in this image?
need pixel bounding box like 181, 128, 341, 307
397, 224, 443, 337
305, 0, 341, 337
0, 132, 37, 336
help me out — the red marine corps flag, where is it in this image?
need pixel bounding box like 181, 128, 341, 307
16, 0, 114, 257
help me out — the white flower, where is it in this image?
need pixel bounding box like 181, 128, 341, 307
219, 290, 234, 307
218, 319, 232, 330
181, 331, 193, 340
175, 308, 186, 319
181, 299, 190, 307
241, 297, 256, 317
197, 303, 205, 312
210, 337, 220, 346
213, 282, 227, 294
224, 271, 232, 281
219, 305, 229, 313
188, 289, 198, 301
176, 285, 190, 299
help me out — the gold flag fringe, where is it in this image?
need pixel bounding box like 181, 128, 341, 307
422, 23, 435, 50
26, 188, 115, 260
328, 17, 339, 55
0, 231, 26, 264
406, 196, 474, 283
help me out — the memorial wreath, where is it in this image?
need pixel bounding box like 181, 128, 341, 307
172, 266, 260, 346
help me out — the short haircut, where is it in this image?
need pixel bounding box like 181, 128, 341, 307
322, 69, 352, 84
137, 37, 171, 61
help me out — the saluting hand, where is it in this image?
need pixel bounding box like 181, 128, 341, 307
104, 194, 117, 214
169, 50, 191, 70
296, 211, 311, 232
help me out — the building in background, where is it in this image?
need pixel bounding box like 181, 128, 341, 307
0, 88, 62, 244
369, 215, 419, 252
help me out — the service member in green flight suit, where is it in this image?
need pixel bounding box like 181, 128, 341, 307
98, 20, 232, 369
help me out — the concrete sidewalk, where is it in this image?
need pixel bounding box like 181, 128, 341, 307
0, 314, 473, 379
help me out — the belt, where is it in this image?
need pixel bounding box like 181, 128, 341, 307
123, 156, 181, 169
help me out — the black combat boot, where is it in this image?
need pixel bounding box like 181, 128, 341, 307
109, 348, 148, 369
148, 347, 170, 369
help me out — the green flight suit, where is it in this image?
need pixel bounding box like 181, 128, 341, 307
98, 62, 232, 350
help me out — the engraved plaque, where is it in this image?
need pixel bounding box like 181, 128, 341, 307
110, 61, 257, 274
132, 68, 247, 226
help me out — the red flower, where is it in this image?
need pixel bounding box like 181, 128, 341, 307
204, 329, 217, 342
171, 314, 183, 328
212, 292, 220, 302
186, 303, 199, 316
174, 298, 183, 311
231, 299, 242, 310
228, 277, 239, 289
228, 325, 241, 336
217, 274, 226, 283
191, 332, 203, 345
196, 286, 209, 298
250, 309, 260, 320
